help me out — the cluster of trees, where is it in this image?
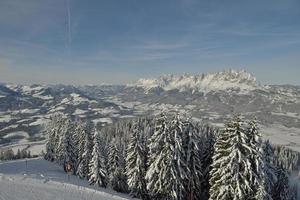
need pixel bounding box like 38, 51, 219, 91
44, 113, 299, 200
209, 117, 298, 200
44, 114, 131, 193
0, 148, 33, 161
273, 145, 299, 171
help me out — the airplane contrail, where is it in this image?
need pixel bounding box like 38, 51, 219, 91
65, 0, 71, 55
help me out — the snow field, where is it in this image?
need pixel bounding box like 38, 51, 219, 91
0, 158, 134, 200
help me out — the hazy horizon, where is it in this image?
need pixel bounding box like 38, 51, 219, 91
0, 0, 299, 85
1, 68, 299, 87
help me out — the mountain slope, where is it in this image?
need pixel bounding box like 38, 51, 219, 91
0, 158, 133, 200
0, 84, 124, 146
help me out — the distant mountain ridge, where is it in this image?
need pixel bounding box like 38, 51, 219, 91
134, 69, 259, 93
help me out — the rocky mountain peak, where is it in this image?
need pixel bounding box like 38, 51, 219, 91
135, 69, 259, 92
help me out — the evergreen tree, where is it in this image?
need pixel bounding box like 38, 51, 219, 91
146, 114, 187, 200
77, 121, 93, 179
44, 114, 65, 162
74, 121, 87, 174
73, 120, 85, 162
199, 125, 217, 200
108, 141, 128, 193
146, 113, 168, 198
288, 184, 298, 200
273, 145, 299, 171
263, 140, 277, 199
256, 178, 272, 200
0, 151, 4, 160
27, 150, 31, 158
147, 113, 167, 162
126, 120, 147, 199
3, 149, 14, 160
272, 167, 289, 200
88, 130, 107, 187
57, 119, 77, 172
21, 149, 28, 159
9, 149, 15, 160
248, 119, 271, 199
209, 116, 254, 200
184, 122, 202, 200
16, 149, 21, 159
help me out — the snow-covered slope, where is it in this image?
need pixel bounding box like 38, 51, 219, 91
0, 158, 133, 200
134, 69, 259, 93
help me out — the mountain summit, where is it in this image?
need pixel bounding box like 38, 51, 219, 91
135, 69, 259, 93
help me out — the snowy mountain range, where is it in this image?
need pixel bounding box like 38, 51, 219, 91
1, 69, 300, 153
134, 69, 259, 93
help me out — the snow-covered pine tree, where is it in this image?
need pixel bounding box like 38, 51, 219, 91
44, 114, 65, 162
199, 125, 217, 200
27, 150, 31, 158
2, 149, 14, 160
21, 149, 28, 159
256, 178, 272, 200
147, 113, 167, 160
74, 121, 86, 171
183, 121, 202, 200
146, 113, 168, 198
77, 121, 94, 179
44, 118, 56, 161
108, 140, 128, 193
209, 116, 254, 200
288, 183, 298, 200
125, 120, 147, 199
108, 140, 119, 176
146, 113, 187, 200
88, 129, 107, 187
272, 167, 289, 200
56, 119, 77, 172
263, 140, 277, 198
247, 119, 271, 200
56, 118, 69, 165
16, 149, 21, 159
273, 145, 299, 171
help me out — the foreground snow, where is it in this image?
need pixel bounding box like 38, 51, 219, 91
0, 158, 134, 200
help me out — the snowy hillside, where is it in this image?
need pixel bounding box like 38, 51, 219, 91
0, 158, 134, 200
134, 69, 259, 92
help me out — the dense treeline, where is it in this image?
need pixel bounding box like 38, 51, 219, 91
44, 113, 299, 200
0, 148, 34, 161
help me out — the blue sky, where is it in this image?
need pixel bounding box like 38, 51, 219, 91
0, 0, 299, 85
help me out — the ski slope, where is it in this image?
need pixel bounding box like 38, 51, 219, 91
0, 158, 134, 200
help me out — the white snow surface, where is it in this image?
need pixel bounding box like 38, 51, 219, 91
74, 108, 87, 115
134, 69, 259, 93
0, 115, 13, 123
92, 118, 113, 125
3, 131, 29, 139
70, 93, 97, 105
29, 118, 50, 126
0, 158, 134, 200
261, 124, 300, 152
20, 109, 40, 114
